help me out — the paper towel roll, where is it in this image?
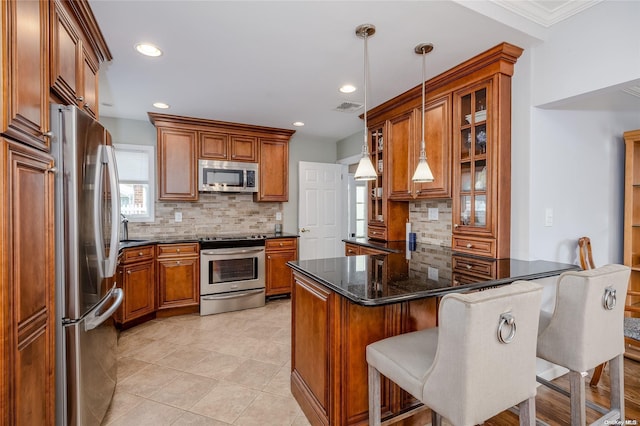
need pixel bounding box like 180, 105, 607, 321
406, 222, 411, 241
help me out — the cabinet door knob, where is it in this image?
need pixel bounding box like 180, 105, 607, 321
466, 243, 473, 248
279, 243, 283, 247
76, 96, 84, 102
466, 264, 472, 270
42, 131, 53, 138
268, 255, 271, 259
127, 270, 131, 275
176, 248, 181, 253
138, 252, 143, 256
454, 224, 459, 228
176, 261, 181, 265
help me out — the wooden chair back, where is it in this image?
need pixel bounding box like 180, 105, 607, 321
578, 237, 595, 270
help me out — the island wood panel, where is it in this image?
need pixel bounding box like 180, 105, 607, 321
291, 273, 332, 425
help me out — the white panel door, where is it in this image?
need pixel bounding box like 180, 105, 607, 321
298, 161, 346, 260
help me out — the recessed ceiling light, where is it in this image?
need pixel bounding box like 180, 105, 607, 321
339, 84, 357, 93
135, 43, 162, 57
153, 102, 170, 109
293, 121, 305, 127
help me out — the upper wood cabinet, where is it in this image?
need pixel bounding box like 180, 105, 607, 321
200, 131, 257, 162
157, 127, 198, 201
255, 138, 289, 202
50, 0, 111, 119
1, 0, 51, 151
149, 113, 295, 202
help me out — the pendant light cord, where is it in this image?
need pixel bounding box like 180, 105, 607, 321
363, 31, 369, 153
420, 48, 426, 156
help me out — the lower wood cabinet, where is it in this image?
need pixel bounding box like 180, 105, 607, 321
115, 245, 156, 326
1, 139, 55, 425
345, 241, 391, 256
265, 238, 298, 296
156, 243, 199, 309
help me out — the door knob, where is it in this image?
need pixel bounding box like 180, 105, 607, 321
300, 228, 310, 233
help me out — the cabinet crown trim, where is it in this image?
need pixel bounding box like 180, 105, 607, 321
367, 42, 523, 121
148, 112, 296, 138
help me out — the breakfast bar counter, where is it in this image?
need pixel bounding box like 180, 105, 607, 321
286, 244, 578, 426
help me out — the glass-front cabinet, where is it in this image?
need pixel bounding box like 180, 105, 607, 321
366, 123, 409, 242
452, 75, 511, 259
456, 85, 489, 231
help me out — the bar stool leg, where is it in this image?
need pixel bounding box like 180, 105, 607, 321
368, 365, 381, 426
610, 354, 625, 420
519, 396, 536, 426
569, 371, 586, 426
431, 410, 442, 426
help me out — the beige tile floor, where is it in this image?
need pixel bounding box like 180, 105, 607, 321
103, 299, 312, 426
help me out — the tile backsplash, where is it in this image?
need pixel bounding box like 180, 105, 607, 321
409, 199, 452, 247
126, 192, 282, 238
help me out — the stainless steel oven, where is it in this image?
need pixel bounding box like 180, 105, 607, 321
199, 236, 266, 315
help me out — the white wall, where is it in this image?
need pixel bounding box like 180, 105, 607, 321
511, 0, 640, 264
532, 0, 640, 107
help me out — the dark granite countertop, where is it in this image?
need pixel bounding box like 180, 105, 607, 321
288, 243, 579, 306
118, 232, 299, 250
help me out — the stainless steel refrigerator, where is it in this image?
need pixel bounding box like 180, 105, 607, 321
51, 104, 124, 426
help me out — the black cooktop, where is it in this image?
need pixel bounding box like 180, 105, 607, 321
199, 234, 267, 249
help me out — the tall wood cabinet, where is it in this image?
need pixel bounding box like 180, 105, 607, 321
1, 140, 55, 426
1, 1, 110, 423
624, 129, 640, 318
148, 113, 295, 202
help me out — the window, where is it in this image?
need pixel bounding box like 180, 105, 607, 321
355, 183, 367, 238
113, 144, 155, 222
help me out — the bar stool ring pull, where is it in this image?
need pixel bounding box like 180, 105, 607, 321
603, 287, 616, 310
497, 312, 516, 344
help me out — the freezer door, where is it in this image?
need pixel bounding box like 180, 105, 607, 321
63, 287, 122, 426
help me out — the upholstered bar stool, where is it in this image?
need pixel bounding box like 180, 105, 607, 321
366, 281, 543, 426
536, 264, 631, 425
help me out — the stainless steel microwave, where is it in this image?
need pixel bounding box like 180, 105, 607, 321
198, 159, 259, 193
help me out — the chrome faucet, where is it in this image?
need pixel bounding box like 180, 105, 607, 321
120, 214, 129, 241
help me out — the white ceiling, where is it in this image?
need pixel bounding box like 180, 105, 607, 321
90, 0, 632, 143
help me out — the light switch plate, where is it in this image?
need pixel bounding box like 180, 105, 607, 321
175, 212, 182, 222
276, 212, 282, 221
544, 208, 553, 227
428, 208, 439, 221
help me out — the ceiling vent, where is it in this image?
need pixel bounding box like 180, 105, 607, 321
334, 101, 363, 113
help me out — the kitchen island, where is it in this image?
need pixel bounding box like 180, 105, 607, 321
287, 244, 578, 426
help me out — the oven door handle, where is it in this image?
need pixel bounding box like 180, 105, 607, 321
201, 248, 264, 256
202, 289, 264, 300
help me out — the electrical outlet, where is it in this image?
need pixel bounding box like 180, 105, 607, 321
175, 212, 182, 222
276, 212, 282, 221
428, 267, 439, 281
428, 208, 439, 221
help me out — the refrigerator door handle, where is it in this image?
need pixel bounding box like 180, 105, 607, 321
84, 287, 123, 331
93, 145, 121, 278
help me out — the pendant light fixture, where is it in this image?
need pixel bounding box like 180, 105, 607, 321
412, 43, 435, 183
353, 24, 377, 181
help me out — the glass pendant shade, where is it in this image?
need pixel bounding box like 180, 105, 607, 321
412, 43, 434, 183
354, 24, 376, 181
412, 148, 434, 182
354, 147, 377, 180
